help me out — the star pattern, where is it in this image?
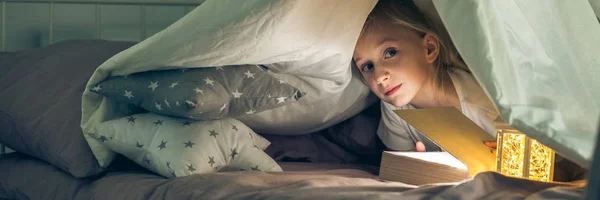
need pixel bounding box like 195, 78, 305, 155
277, 97, 287, 104
187, 164, 196, 172
208, 156, 215, 167
91, 85, 102, 92
230, 148, 238, 160
209, 130, 219, 138
124, 90, 134, 99
102, 66, 301, 177
194, 87, 204, 94
184, 141, 195, 148
164, 99, 171, 108
158, 140, 167, 150
155, 102, 163, 111
204, 77, 215, 86
148, 81, 159, 91
232, 90, 243, 98
143, 157, 151, 165
185, 100, 197, 108
244, 71, 255, 79
127, 116, 136, 123
169, 82, 179, 89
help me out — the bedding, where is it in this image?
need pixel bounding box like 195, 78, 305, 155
432, 0, 600, 168
94, 113, 281, 178
80, 0, 379, 168
92, 64, 304, 121
0, 40, 135, 178
0, 153, 586, 200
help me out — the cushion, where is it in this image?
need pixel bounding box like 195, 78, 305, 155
91, 65, 304, 121
80, 3, 379, 163
0, 40, 135, 178
93, 113, 281, 178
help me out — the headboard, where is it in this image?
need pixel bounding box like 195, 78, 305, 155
0, 0, 204, 52
0, 0, 204, 154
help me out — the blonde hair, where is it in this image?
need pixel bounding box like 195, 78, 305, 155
360, 0, 468, 92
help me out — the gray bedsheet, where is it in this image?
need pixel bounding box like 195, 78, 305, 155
0, 153, 586, 200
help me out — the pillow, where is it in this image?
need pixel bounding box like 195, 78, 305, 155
0, 40, 135, 178
93, 113, 281, 178
91, 65, 304, 120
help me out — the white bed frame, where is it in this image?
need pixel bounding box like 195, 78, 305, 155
0, 0, 204, 154
0, 0, 204, 52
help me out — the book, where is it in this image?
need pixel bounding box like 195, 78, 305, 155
378, 107, 497, 185
379, 151, 469, 185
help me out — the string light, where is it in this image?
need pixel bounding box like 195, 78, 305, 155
495, 120, 555, 182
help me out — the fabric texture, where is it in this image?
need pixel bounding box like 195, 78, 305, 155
377, 68, 499, 151
92, 65, 303, 120
433, 0, 600, 168
0, 153, 586, 200
93, 113, 281, 178
0, 40, 135, 178
80, 0, 379, 168
263, 101, 384, 166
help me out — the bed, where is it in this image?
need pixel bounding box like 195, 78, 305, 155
0, 0, 598, 199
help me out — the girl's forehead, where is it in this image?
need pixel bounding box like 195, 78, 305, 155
357, 25, 419, 49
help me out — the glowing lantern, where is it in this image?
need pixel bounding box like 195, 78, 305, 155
494, 120, 555, 182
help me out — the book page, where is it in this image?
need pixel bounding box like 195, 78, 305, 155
394, 107, 496, 176
388, 151, 467, 170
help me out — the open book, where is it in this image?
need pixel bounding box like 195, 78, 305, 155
378, 107, 497, 185
379, 151, 469, 185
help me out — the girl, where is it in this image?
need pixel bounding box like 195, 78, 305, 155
353, 0, 499, 152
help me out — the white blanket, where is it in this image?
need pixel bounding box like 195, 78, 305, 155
80, 0, 378, 167
433, 0, 600, 168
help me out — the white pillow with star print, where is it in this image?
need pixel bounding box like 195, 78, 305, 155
90, 64, 304, 121
93, 112, 281, 178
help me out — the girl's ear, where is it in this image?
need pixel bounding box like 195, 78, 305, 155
423, 33, 440, 64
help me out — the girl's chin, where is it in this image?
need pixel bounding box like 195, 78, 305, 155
385, 96, 410, 108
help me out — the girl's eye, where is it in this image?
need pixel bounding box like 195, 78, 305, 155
384, 49, 396, 58
361, 63, 374, 72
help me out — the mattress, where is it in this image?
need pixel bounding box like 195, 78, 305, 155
0, 152, 586, 200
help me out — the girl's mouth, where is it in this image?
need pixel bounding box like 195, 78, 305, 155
385, 84, 402, 96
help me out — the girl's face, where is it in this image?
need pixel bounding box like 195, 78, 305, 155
353, 24, 439, 107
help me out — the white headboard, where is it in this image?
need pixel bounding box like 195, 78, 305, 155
0, 0, 205, 52
0, 0, 204, 154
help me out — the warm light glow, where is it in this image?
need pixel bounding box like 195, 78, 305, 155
495, 128, 555, 182
528, 140, 554, 181
499, 132, 526, 177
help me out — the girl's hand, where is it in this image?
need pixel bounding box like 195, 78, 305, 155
484, 141, 497, 156
415, 141, 426, 152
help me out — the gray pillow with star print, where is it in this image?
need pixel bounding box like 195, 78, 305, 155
90, 65, 304, 120
93, 112, 281, 178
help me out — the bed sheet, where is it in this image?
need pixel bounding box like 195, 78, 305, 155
0, 153, 585, 200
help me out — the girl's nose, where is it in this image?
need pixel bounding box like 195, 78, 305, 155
375, 68, 390, 84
